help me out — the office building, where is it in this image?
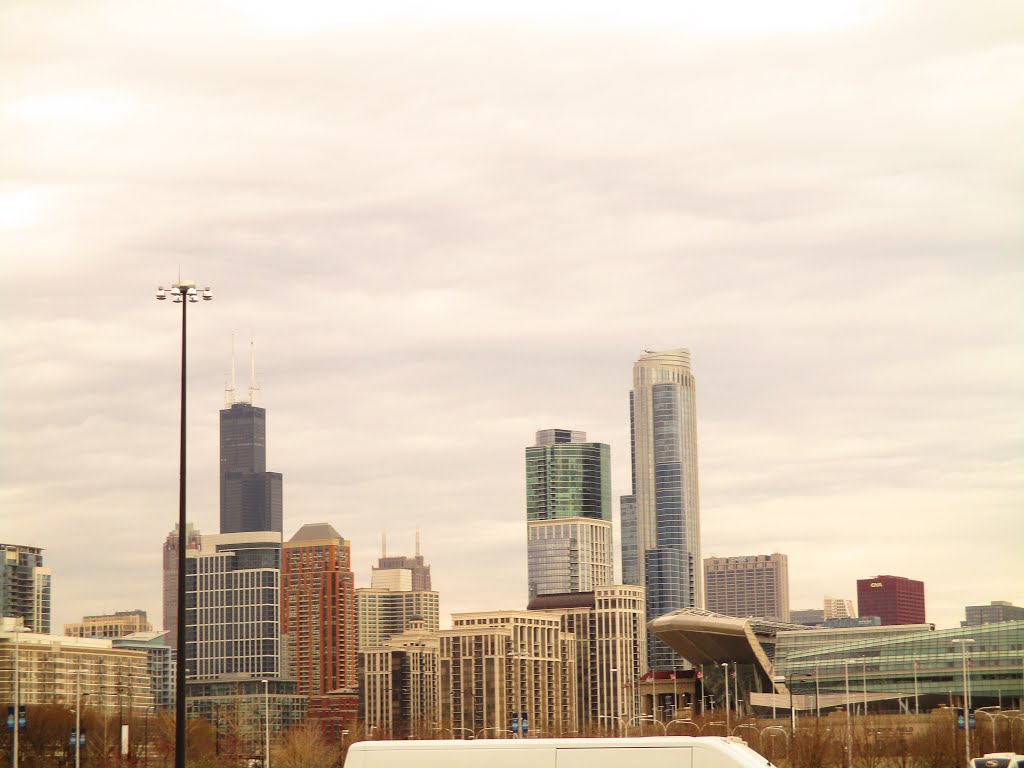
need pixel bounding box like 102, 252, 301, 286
964, 600, 1024, 626
185, 678, 306, 752
823, 596, 856, 620
790, 609, 825, 626
357, 547, 439, 650
440, 611, 577, 737
359, 618, 440, 739
185, 531, 283, 679
65, 609, 152, 639
282, 523, 356, 697
162, 523, 201, 650
620, 349, 701, 670
704, 553, 790, 623
0, 544, 51, 634
220, 373, 283, 532
526, 429, 613, 599
857, 575, 925, 626
112, 630, 174, 709
1, 622, 153, 711
528, 585, 647, 732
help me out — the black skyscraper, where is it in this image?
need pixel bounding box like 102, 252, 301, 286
220, 401, 283, 533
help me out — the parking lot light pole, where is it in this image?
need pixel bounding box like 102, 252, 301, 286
952, 639, 975, 766
156, 279, 212, 768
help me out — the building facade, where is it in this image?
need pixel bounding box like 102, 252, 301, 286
356, 590, 439, 650
112, 630, 174, 709
185, 678, 305, 754
185, 531, 283, 680
220, 401, 283, 534
281, 523, 356, 697
790, 609, 825, 626
965, 600, 1024, 626
620, 349, 701, 670
440, 611, 577, 737
528, 585, 647, 733
359, 619, 440, 739
857, 575, 925, 626
526, 429, 613, 599
704, 553, 790, 623
823, 596, 857, 620
65, 610, 152, 639
162, 523, 201, 650
0, 544, 52, 634
0, 625, 153, 712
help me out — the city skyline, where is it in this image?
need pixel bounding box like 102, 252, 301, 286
2, 1, 1022, 635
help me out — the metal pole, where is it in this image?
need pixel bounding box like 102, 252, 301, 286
12, 626, 20, 768
952, 640, 974, 767
174, 292, 188, 768
143, 705, 155, 768
733, 664, 740, 719
75, 670, 82, 768
913, 659, 919, 715
263, 680, 270, 768
862, 663, 868, 716
722, 663, 730, 734
815, 665, 820, 719
845, 661, 852, 768
789, 682, 796, 734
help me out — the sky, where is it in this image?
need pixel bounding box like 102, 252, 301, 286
1, 0, 1022, 635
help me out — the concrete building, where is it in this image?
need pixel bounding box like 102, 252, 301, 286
823, 596, 856, 620
857, 575, 925, 626
619, 349, 702, 670
1, 622, 153, 712
964, 600, 1024, 626
359, 618, 440, 739
357, 549, 439, 650
185, 531, 283, 679
528, 585, 647, 732
162, 523, 201, 650
704, 553, 790, 623
526, 429, 613, 599
440, 611, 577, 737
185, 678, 306, 754
790, 609, 825, 626
0, 544, 52, 634
65, 610, 152, 639
282, 523, 356, 697
112, 630, 174, 709
220, 377, 283, 534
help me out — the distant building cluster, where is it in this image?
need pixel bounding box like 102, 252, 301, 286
4, 345, 1023, 746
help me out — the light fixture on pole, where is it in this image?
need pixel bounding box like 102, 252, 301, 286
156, 279, 211, 768
844, 660, 852, 768
952, 638, 975, 767
262, 679, 270, 768
10, 622, 30, 768
721, 663, 730, 734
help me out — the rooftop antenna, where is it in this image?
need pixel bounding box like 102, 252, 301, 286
415, 528, 421, 557
224, 333, 237, 407
248, 337, 260, 405
381, 531, 387, 558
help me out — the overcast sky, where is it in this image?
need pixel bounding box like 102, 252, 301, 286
2, 0, 1022, 634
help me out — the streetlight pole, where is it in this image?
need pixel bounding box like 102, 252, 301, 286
913, 658, 919, 715
11, 622, 29, 768
952, 639, 975, 766
844, 661, 852, 768
721, 663, 730, 734
143, 705, 156, 768
156, 279, 211, 768
261, 680, 270, 768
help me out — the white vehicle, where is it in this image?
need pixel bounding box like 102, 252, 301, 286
970, 754, 1024, 768
344, 736, 775, 768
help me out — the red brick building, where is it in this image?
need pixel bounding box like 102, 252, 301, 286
282, 523, 357, 697
856, 574, 926, 625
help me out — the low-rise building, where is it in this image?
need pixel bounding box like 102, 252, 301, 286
65, 609, 152, 639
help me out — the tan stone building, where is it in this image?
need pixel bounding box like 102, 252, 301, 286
0, 625, 153, 712
359, 618, 440, 739
528, 584, 647, 734
64, 610, 152, 639
440, 611, 576, 738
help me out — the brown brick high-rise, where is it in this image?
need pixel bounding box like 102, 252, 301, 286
282, 523, 356, 696
856, 574, 926, 626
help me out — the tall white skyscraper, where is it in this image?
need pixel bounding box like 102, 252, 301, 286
620, 349, 701, 670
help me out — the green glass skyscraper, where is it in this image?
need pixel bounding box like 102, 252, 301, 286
526, 429, 612, 598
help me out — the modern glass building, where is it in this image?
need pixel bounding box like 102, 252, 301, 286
525, 429, 612, 599
0, 543, 51, 634
185, 531, 283, 680
620, 349, 701, 670
220, 401, 283, 534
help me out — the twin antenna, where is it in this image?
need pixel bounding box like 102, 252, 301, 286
225, 334, 260, 407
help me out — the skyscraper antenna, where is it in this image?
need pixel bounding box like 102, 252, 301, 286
415, 528, 421, 557
248, 337, 260, 405
381, 531, 387, 558
225, 333, 237, 407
